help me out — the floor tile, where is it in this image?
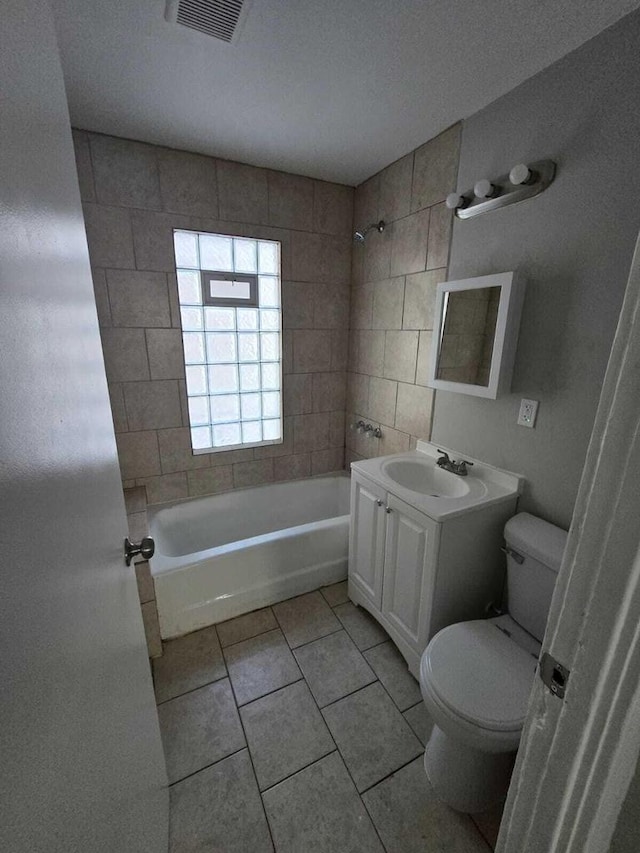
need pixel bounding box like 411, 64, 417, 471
319, 580, 349, 608
273, 591, 341, 648
333, 601, 389, 650
362, 757, 488, 853
472, 802, 504, 850
224, 628, 301, 705
322, 682, 423, 792
364, 640, 422, 711
216, 607, 278, 648
153, 625, 226, 704
240, 680, 335, 790
169, 749, 273, 853
403, 701, 434, 747
293, 630, 376, 707
158, 678, 245, 783
262, 751, 384, 853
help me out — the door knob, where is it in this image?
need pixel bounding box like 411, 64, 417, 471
124, 536, 155, 566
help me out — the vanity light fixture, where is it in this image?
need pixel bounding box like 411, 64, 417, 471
450, 159, 556, 220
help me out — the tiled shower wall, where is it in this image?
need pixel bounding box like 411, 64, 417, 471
73, 131, 353, 503
346, 125, 461, 462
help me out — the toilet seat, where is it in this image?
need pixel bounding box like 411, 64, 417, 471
420, 619, 538, 752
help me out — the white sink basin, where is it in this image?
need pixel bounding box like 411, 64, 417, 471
381, 459, 470, 498
351, 442, 523, 522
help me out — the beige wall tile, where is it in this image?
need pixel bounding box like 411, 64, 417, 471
313, 182, 353, 236
368, 377, 398, 427
83, 204, 135, 269
158, 427, 211, 473
357, 330, 385, 376
383, 331, 419, 383
284, 373, 313, 415
347, 372, 369, 414
139, 472, 189, 505
233, 458, 274, 488
426, 203, 453, 270
282, 281, 314, 329
293, 412, 331, 453
273, 453, 311, 481
390, 209, 430, 277
72, 129, 95, 203
254, 416, 293, 459
116, 431, 161, 480
108, 383, 128, 433
124, 485, 147, 514
101, 328, 149, 382
89, 134, 161, 209
415, 331, 434, 386
146, 329, 184, 380
268, 171, 313, 230
313, 282, 350, 330
282, 329, 293, 374
209, 447, 255, 467
123, 380, 182, 430
402, 268, 445, 330
379, 153, 413, 223
372, 278, 404, 329
106, 269, 171, 328
131, 209, 190, 272
354, 174, 380, 229
411, 124, 461, 212
350, 283, 373, 330
377, 426, 411, 456
345, 448, 364, 467
167, 273, 181, 328
187, 466, 234, 497
311, 447, 345, 475
291, 232, 351, 283
91, 268, 111, 327
394, 383, 434, 437
329, 410, 345, 447
141, 601, 162, 658
217, 160, 269, 224
134, 561, 155, 604
313, 372, 346, 413
157, 148, 218, 217
363, 226, 392, 282
293, 329, 332, 373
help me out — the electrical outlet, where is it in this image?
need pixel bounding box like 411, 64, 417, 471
517, 398, 539, 428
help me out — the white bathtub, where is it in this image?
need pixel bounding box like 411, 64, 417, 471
149, 474, 350, 638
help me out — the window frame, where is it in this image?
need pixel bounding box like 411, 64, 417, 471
200, 270, 259, 307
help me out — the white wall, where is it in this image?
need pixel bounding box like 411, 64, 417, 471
431, 10, 640, 528
0, 1, 167, 850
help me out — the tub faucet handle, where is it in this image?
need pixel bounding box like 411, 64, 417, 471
124, 535, 155, 566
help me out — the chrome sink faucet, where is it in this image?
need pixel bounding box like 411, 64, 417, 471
436, 450, 474, 477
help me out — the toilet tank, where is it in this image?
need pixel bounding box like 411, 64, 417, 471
504, 513, 568, 642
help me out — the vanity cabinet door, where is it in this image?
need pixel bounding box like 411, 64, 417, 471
382, 494, 439, 653
349, 473, 387, 608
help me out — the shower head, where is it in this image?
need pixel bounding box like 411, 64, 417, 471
353, 220, 385, 243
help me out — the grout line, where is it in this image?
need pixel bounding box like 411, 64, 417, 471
470, 816, 497, 852
155, 671, 229, 707
258, 747, 338, 796
357, 751, 423, 797
316, 677, 378, 712
287, 625, 344, 653
167, 744, 247, 787
235, 676, 305, 709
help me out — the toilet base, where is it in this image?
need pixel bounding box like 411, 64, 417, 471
424, 724, 515, 813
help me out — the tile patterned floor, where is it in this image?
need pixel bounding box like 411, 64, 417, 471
153, 581, 501, 852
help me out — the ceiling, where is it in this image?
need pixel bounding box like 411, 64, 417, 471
51, 0, 640, 186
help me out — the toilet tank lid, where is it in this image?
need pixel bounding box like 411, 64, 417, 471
505, 512, 568, 573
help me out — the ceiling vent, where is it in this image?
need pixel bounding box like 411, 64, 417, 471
165, 0, 252, 43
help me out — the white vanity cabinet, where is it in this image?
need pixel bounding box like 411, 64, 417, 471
348, 443, 522, 678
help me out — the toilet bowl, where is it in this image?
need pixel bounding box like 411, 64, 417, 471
419, 513, 567, 813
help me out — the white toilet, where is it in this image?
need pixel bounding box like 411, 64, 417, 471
419, 512, 567, 813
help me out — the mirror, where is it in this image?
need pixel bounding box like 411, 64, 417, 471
428, 272, 524, 399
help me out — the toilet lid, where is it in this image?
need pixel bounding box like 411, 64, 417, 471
424, 620, 538, 732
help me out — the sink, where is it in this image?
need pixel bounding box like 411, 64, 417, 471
381, 458, 471, 498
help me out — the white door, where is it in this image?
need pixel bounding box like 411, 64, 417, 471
0, 3, 168, 852
349, 473, 387, 607
382, 494, 439, 652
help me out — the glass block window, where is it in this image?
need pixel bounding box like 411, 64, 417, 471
174, 229, 282, 453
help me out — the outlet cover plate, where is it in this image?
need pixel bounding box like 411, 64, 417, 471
518, 398, 539, 428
